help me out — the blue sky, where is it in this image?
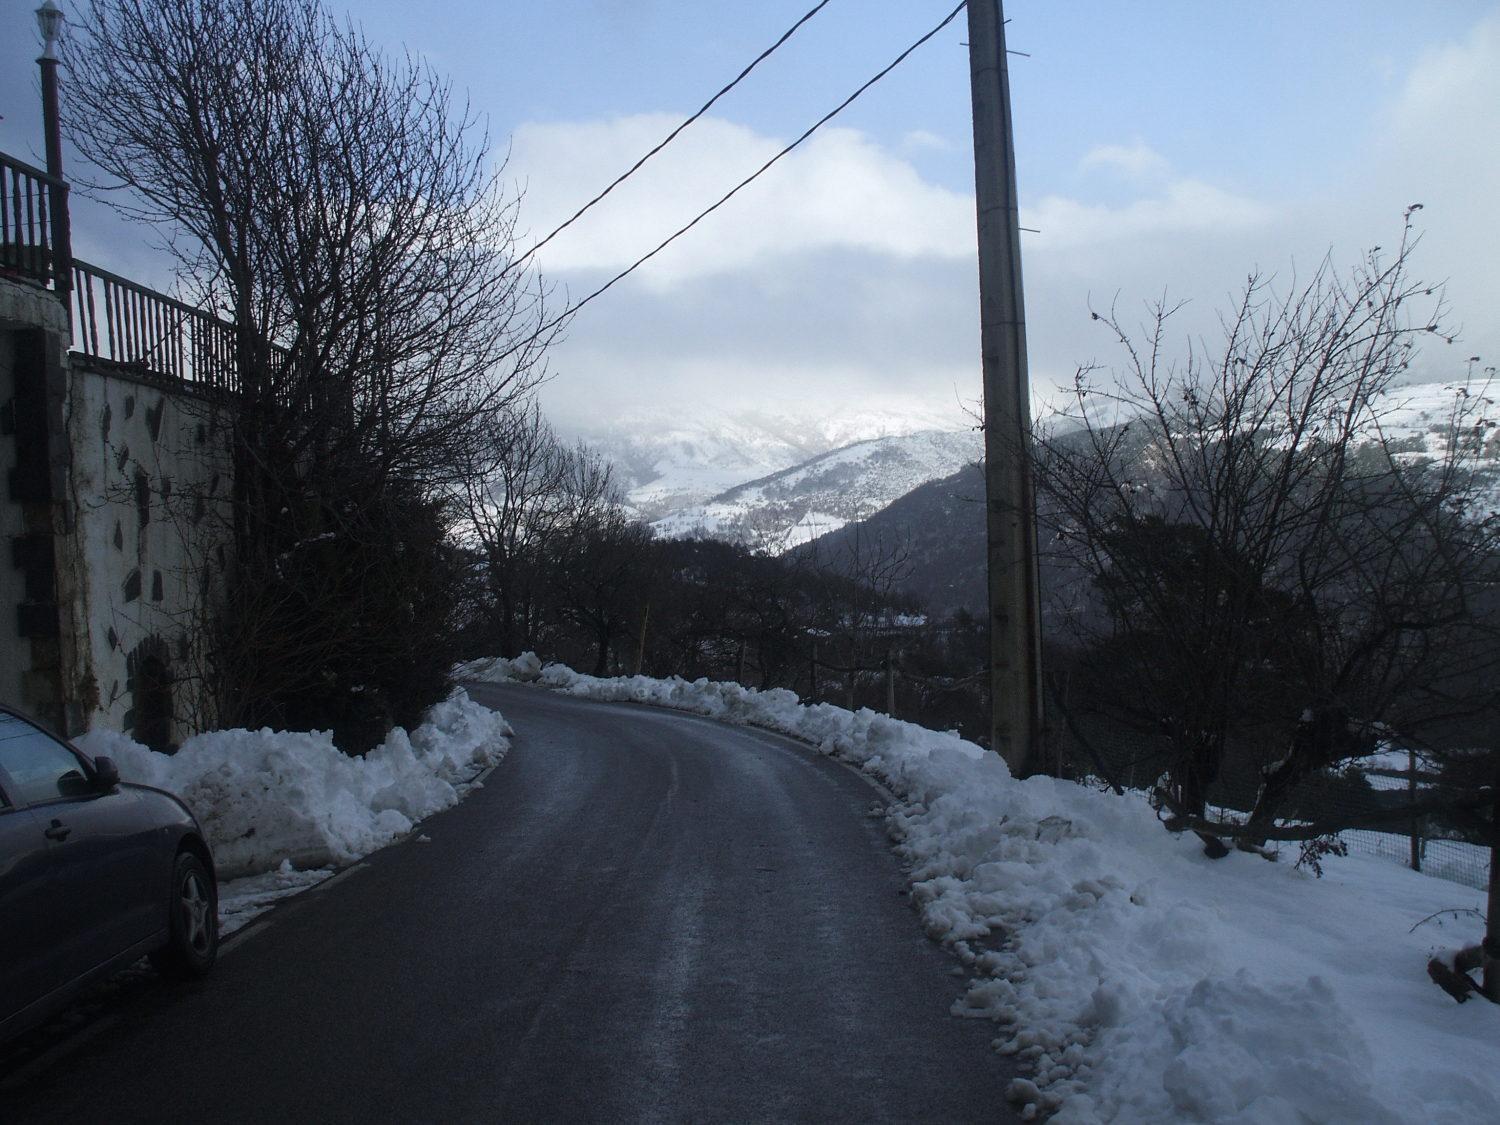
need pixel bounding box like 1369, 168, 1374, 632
4, 1, 1497, 429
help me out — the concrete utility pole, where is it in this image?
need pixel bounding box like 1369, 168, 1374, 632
966, 0, 1043, 774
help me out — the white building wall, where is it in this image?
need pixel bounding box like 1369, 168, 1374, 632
63, 365, 234, 743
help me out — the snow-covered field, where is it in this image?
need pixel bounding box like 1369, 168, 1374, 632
77, 689, 511, 933
460, 655, 1499, 1124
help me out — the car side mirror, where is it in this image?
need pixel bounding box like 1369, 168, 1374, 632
93, 755, 121, 790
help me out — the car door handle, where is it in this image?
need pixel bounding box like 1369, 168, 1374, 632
43, 820, 71, 841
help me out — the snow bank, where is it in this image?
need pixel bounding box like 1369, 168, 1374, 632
453, 652, 543, 684
76, 689, 511, 879
477, 657, 1499, 1124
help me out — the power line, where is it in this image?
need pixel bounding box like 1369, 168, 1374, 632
515, 0, 836, 269
536, 0, 968, 337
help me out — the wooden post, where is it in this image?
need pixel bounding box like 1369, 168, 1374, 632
1409, 747, 1422, 873
885, 649, 896, 717
809, 640, 819, 702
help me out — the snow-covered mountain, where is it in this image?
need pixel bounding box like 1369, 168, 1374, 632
651, 428, 982, 551
568, 405, 970, 523
795, 378, 1500, 615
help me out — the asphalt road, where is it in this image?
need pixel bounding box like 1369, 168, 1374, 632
5, 682, 1018, 1123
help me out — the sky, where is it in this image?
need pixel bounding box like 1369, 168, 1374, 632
3, 0, 1498, 433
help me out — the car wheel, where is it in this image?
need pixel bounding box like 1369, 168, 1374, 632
149, 851, 218, 979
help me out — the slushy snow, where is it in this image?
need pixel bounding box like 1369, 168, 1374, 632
461, 656, 1499, 1124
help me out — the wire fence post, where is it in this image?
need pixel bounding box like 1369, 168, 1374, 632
1409, 746, 1422, 873
884, 649, 896, 717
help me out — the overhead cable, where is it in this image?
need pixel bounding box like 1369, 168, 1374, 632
537, 0, 969, 335
515, 0, 836, 268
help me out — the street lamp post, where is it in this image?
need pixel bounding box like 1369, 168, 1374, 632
36, 0, 72, 299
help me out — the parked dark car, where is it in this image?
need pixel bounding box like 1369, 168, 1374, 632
0, 705, 217, 1042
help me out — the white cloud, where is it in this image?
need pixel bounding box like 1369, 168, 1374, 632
901, 128, 953, 153
1026, 178, 1274, 251
1021, 14, 1500, 392
510, 114, 974, 286
1078, 141, 1171, 182
518, 12, 1500, 430
1374, 14, 1500, 364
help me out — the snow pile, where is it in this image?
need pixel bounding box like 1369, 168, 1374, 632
479, 657, 1499, 1123
77, 689, 511, 879
453, 651, 543, 683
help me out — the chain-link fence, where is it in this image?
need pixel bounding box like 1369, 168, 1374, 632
1056, 713, 1493, 893
1345, 756, 1492, 890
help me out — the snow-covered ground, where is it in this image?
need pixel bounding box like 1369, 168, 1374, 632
77, 689, 511, 934
1375, 378, 1500, 514
460, 655, 1499, 1124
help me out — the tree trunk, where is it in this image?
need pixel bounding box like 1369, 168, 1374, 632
1242, 706, 1359, 846
592, 626, 612, 678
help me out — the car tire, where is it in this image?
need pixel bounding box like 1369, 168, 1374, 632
149, 851, 218, 979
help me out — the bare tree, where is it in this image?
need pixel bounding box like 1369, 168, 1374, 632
540, 451, 659, 678
458, 401, 571, 657
799, 524, 915, 707
1035, 219, 1500, 846
65, 0, 552, 476
64, 0, 556, 741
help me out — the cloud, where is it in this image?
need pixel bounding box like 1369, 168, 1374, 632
1078, 141, 1171, 182
520, 11, 1500, 433
902, 128, 954, 153
1026, 178, 1274, 252
538, 245, 980, 427
509, 114, 974, 286
1374, 14, 1500, 364
1022, 13, 1500, 394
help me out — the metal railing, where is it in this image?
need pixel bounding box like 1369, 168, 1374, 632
1, 147, 274, 397
0, 152, 67, 290
69, 259, 241, 393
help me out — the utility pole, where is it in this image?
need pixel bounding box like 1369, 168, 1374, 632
966, 0, 1043, 775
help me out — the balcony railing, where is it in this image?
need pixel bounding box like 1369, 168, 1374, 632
69, 260, 242, 394
0, 151, 67, 290
3, 146, 267, 397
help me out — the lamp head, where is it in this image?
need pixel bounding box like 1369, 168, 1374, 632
36, 1, 65, 61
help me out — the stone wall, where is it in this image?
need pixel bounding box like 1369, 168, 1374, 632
1, 276, 78, 732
